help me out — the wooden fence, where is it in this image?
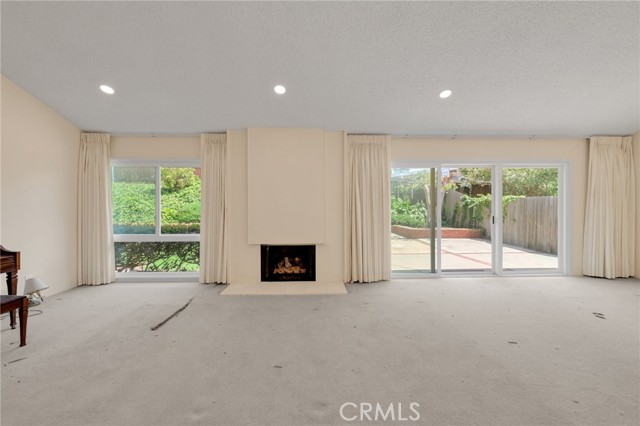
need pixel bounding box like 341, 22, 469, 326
442, 191, 557, 254
500, 196, 557, 254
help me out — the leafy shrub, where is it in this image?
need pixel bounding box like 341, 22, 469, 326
452, 194, 524, 228
161, 194, 200, 224
115, 242, 199, 272
113, 168, 201, 233
161, 223, 200, 234
112, 182, 156, 225
160, 168, 201, 224
113, 223, 155, 234
161, 168, 200, 193
392, 214, 426, 228
113, 223, 200, 234
391, 196, 427, 228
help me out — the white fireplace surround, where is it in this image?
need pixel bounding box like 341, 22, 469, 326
247, 128, 326, 245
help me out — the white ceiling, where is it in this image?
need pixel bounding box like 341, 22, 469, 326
1, 1, 638, 137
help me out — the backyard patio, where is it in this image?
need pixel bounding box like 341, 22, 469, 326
391, 235, 559, 273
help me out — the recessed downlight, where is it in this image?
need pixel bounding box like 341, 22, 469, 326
439, 89, 452, 99
100, 84, 115, 95
274, 85, 286, 95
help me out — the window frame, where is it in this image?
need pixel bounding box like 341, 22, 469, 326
111, 159, 201, 277
389, 160, 569, 277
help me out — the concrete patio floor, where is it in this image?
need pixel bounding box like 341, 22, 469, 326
392, 235, 558, 272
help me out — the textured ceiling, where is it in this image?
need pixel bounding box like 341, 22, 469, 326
1, 1, 639, 137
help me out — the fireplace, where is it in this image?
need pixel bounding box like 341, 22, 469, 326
261, 245, 316, 282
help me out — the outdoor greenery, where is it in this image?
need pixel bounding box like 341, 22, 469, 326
391, 169, 431, 205
115, 242, 199, 272
459, 167, 558, 196
391, 167, 558, 230
391, 196, 427, 228
112, 167, 201, 272
112, 167, 201, 233
112, 180, 155, 234
159, 168, 201, 233
452, 194, 524, 228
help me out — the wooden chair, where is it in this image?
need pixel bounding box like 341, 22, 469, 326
1, 295, 28, 346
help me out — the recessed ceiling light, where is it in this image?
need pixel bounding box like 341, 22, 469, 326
274, 85, 286, 95
439, 89, 452, 99
100, 84, 115, 95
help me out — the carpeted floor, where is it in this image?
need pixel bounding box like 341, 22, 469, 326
1, 277, 639, 426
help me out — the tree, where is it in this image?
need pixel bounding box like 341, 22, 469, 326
459, 167, 557, 196
502, 168, 558, 196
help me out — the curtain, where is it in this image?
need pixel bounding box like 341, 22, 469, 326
344, 134, 391, 283
77, 133, 115, 285
200, 133, 228, 284
583, 136, 636, 279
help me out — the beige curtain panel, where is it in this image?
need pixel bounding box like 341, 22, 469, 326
77, 133, 116, 285
200, 133, 228, 284
344, 134, 391, 283
583, 136, 636, 279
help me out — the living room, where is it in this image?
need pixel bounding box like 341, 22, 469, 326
1, 2, 639, 426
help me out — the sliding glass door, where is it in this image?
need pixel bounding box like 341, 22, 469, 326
390, 162, 565, 276
390, 168, 437, 274
440, 166, 493, 272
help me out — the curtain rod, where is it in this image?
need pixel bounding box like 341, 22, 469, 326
110, 133, 222, 138
387, 134, 592, 139
109, 132, 593, 139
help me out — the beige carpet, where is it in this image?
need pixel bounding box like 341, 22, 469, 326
220, 281, 347, 295
1, 277, 639, 426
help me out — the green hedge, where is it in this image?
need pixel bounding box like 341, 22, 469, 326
114, 222, 200, 234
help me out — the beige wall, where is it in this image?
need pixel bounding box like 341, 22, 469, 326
390, 137, 589, 275
247, 128, 326, 244
111, 135, 199, 159
111, 133, 587, 279
634, 131, 640, 278
1, 76, 81, 296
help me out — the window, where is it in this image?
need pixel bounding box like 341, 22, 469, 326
112, 162, 201, 273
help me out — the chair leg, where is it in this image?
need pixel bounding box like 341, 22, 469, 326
18, 300, 28, 347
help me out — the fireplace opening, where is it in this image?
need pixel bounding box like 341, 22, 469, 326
261, 245, 316, 282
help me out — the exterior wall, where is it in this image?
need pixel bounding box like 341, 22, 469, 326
1, 76, 81, 295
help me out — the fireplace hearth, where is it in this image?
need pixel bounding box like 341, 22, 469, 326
261, 245, 316, 282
